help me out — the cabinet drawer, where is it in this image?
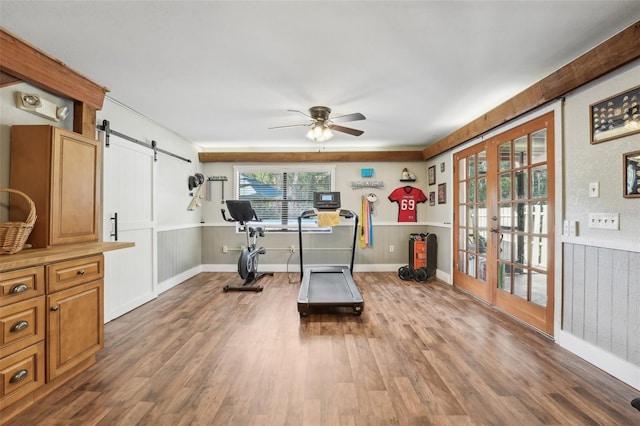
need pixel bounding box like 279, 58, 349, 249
0, 296, 45, 355
0, 342, 45, 405
0, 266, 45, 307
47, 254, 104, 293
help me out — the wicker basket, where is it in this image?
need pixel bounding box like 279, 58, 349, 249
0, 188, 37, 255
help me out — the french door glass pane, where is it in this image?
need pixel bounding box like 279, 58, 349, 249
532, 271, 547, 307
459, 158, 467, 180
477, 203, 487, 230
531, 129, 547, 164
514, 170, 528, 199
478, 256, 487, 281
531, 202, 548, 235
477, 177, 487, 202
467, 205, 476, 228
477, 230, 487, 254
459, 228, 467, 250
468, 156, 476, 178
499, 203, 512, 229
513, 234, 527, 266
513, 268, 529, 299
531, 237, 548, 271
477, 151, 487, 175
513, 202, 527, 231
531, 166, 547, 198
498, 262, 511, 292
499, 142, 511, 171
514, 136, 528, 167
500, 173, 511, 200
468, 254, 476, 278
467, 180, 475, 202
458, 251, 467, 273
499, 234, 512, 261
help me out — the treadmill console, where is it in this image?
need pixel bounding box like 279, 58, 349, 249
313, 191, 341, 210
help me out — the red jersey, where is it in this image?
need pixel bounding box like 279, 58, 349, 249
388, 186, 427, 222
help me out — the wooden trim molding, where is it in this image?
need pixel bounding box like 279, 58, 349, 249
198, 151, 424, 163
422, 20, 640, 161
0, 29, 109, 110
0, 28, 108, 136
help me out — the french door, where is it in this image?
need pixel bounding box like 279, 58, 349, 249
453, 112, 555, 335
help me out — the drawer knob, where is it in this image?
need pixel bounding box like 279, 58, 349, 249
10, 369, 28, 384
9, 283, 29, 294
10, 320, 29, 333
77, 269, 86, 275
51, 305, 59, 311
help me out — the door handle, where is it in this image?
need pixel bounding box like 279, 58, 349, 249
110, 212, 118, 241
490, 228, 500, 233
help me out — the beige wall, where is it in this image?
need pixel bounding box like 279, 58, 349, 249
200, 160, 452, 279
564, 60, 640, 242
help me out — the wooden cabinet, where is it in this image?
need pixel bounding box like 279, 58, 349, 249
0, 243, 132, 423
46, 256, 104, 381
9, 125, 101, 248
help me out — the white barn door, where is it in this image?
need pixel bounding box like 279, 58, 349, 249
103, 136, 156, 322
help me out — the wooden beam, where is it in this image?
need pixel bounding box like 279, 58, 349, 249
422, 20, 640, 160
0, 70, 21, 87
0, 28, 108, 110
73, 101, 97, 138
199, 151, 424, 163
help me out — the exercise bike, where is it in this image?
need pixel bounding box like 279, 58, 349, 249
221, 200, 273, 292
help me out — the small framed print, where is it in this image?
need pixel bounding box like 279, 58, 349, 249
440, 162, 445, 173
591, 84, 640, 144
438, 183, 446, 204
429, 191, 435, 206
624, 150, 640, 198
428, 165, 436, 185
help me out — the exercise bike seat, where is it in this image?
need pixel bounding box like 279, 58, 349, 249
224, 200, 258, 224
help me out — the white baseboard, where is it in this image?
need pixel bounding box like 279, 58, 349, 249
105, 293, 156, 323
557, 330, 640, 391
199, 264, 449, 283
435, 269, 451, 284
157, 265, 203, 294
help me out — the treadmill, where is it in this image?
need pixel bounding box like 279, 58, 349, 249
297, 192, 364, 316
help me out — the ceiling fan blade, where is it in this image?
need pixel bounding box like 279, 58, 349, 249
268, 123, 312, 130
329, 124, 364, 137
288, 109, 312, 118
330, 112, 366, 123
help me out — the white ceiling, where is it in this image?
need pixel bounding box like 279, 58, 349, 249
2, 1, 639, 152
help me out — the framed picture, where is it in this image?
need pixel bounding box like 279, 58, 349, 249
440, 162, 445, 173
428, 165, 436, 185
429, 191, 435, 206
438, 183, 446, 204
590, 84, 640, 144
624, 150, 640, 198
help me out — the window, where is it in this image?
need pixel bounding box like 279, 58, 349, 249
234, 165, 334, 231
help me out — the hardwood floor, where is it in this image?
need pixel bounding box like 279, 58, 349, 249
5, 272, 639, 425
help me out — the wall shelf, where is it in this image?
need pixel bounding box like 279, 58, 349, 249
351, 181, 384, 189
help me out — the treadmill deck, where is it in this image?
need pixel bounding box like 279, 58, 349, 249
297, 266, 364, 315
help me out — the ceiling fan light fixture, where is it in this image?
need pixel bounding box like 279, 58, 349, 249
272, 105, 362, 141
306, 123, 333, 142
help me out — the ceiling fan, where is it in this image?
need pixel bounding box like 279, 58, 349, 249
269, 106, 366, 142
